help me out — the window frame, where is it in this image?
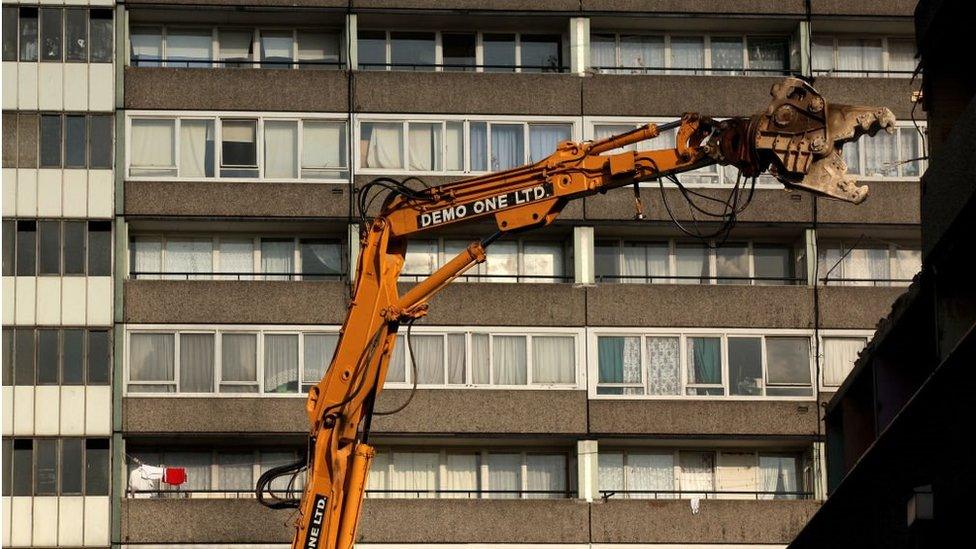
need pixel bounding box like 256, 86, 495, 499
588, 327, 816, 400
125, 111, 349, 183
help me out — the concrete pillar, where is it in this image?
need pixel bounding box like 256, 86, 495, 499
576, 440, 600, 501
573, 226, 595, 284
348, 223, 361, 283
804, 227, 818, 285
569, 17, 590, 76
346, 14, 358, 70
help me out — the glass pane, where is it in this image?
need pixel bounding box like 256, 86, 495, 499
748, 36, 788, 73
523, 242, 564, 282
303, 333, 338, 390
390, 31, 434, 69
619, 35, 664, 74
358, 30, 386, 69
129, 333, 175, 383
180, 119, 215, 178
303, 120, 346, 178
13, 439, 33, 495
528, 124, 571, 163
34, 439, 58, 495
264, 334, 299, 393
822, 337, 866, 386
484, 240, 517, 281
298, 31, 340, 67
15, 329, 35, 385
2, 221, 13, 276
646, 337, 679, 395
65, 9, 88, 62
686, 337, 722, 394
407, 122, 442, 171
483, 33, 515, 72
526, 454, 566, 497
597, 336, 642, 390
219, 30, 253, 66
221, 120, 258, 176
38, 220, 61, 275
445, 121, 464, 171
765, 337, 811, 386
89, 10, 113, 63
598, 452, 624, 493
87, 330, 110, 384
300, 239, 343, 279
61, 439, 83, 494
166, 29, 212, 68
590, 34, 616, 72
678, 451, 714, 495
36, 330, 59, 384
532, 336, 575, 383
19, 7, 38, 62
40, 115, 62, 168
361, 122, 403, 169
487, 453, 521, 498
89, 115, 113, 169
260, 238, 294, 280
131, 27, 162, 66
621, 243, 648, 284
39, 8, 62, 62
470, 121, 487, 171
754, 245, 792, 285
899, 127, 921, 177
130, 119, 176, 176
811, 37, 834, 74
447, 334, 466, 385
65, 115, 87, 168
16, 220, 37, 276
729, 337, 762, 396
165, 238, 211, 279
180, 333, 215, 393
493, 335, 527, 385
411, 334, 445, 384
221, 333, 257, 386
490, 124, 524, 171
62, 329, 85, 385
627, 452, 675, 497
442, 33, 476, 71
218, 453, 253, 491
670, 36, 704, 74
759, 455, 799, 499
2, 7, 17, 62
711, 37, 743, 74
85, 439, 110, 495
675, 244, 708, 284
887, 38, 915, 75
264, 120, 299, 178
131, 237, 161, 278
521, 34, 561, 72
715, 243, 749, 284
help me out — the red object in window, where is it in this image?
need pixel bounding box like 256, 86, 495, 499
163, 467, 187, 486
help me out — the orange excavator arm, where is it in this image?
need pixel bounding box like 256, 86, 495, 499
256, 77, 895, 549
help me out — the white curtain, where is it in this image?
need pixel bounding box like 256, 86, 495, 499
367, 451, 389, 498
523, 242, 564, 282
302, 121, 345, 176
620, 35, 664, 74
844, 247, 889, 286
411, 334, 445, 384
261, 239, 294, 280
899, 128, 920, 177
298, 31, 339, 65
817, 245, 843, 285
132, 238, 162, 279
401, 240, 438, 280
485, 241, 518, 282
675, 244, 708, 284
471, 333, 490, 384
822, 337, 865, 386
710, 37, 743, 73
863, 129, 896, 176
628, 452, 675, 499
493, 335, 527, 385
390, 452, 438, 499
838, 38, 882, 77
218, 453, 253, 491
490, 124, 524, 171
260, 452, 298, 494
217, 239, 253, 279
264, 121, 298, 178
166, 31, 212, 66
621, 244, 646, 283
408, 123, 441, 171
131, 119, 175, 173
892, 247, 921, 282
264, 334, 299, 393
670, 36, 704, 74
487, 453, 521, 499
164, 238, 212, 279
759, 455, 798, 500
888, 38, 915, 74
447, 334, 466, 384
129, 333, 175, 390
532, 336, 574, 384
179, 333, 214, 393
528, 124, 571, 163
220, 333, 257, 391
646, 337, 679, 395
364, 123, 403, 169
166, 451, 211, 491
443, 454, 478, 498
678, 451, 714, 497
591, 34, 616, 72
811, 37, 834, 74
385, 341, 406, 384
444, 122, 463, 171
470, 122, 487, 171
180, 119, 214, 178
598, 453, 624, 494
716, 244, 749, 283
303, 333, 338, 389
526, 454, 565, 499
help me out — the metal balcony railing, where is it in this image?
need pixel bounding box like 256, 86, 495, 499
398, 273, 572, 283
127, 488, 574, 499
595, 274, 806, 284
130, 271, 345, 281
599, 489, 814, 500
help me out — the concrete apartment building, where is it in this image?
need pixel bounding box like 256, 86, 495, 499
1, 1, 922, 549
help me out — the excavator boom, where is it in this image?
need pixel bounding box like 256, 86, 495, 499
256, 77, 895, 549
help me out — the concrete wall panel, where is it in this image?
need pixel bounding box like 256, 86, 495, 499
582, 1, 806, 14
816, 181, 920, 225
809, 0, 916, 16
411, 282, 587, 327
817, 286, 907, 329
583, 75, 783, 117
814, 77, 918, 120
124, 181, 351, 219
588, 399, 821, 436
584, 186, 813, 224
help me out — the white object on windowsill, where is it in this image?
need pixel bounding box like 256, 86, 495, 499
690, 497, 701, 514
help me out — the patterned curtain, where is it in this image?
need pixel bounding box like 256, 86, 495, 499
646, 337, 679, 395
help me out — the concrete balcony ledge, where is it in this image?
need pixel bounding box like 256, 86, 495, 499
123, 389, 587, 435
817, 285, 909, 329
590, 499, 822, 544
407, 281, 587, 326
123, 280, 351, 325
124, 180, 351, 219
582, 74, 785, 117
588, 399, 821, 437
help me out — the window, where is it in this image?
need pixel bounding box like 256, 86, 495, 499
298, 31, 340, 68
842, 126, 924, 178
126, 448, 305, 496
591, 33, 789, 75
595, 331, 813, 397
36, 114, 114, 169
359, 30, 564, 72
131, 234, 345, 280
167, 29, 212, 68
483, 33, 516, 72
821, 336, 869, 387
65, 9, 88, 62
89, 10, 113, 63
39, 8, 62, 62
260, 30, 293, 68
812, 35, 913, 77
5, 219, 111, 277
5, 438, 110, 496
4, 7, 112, 63
219, 30, 253, 67
131, 27, 163, 66
2, 6, 18, 62
443, 33, 476, 71
40, 115, 62, 168
390, 31, 435, 70
519, 35, 562, 72
387, 330, 577, 387
18, 7, 39, 62
401, 237, 567, 283
595, 238, 799, 285
600, 448, 809, 499
367, 449, 568, 499
129, 115, 348, 180
817, 241, 921, 286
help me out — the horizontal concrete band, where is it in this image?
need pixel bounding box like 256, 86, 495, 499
123, 279, 908, 329
120, 498, 821, 544
122, 69, 921, 119
122, 392, 821, 436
